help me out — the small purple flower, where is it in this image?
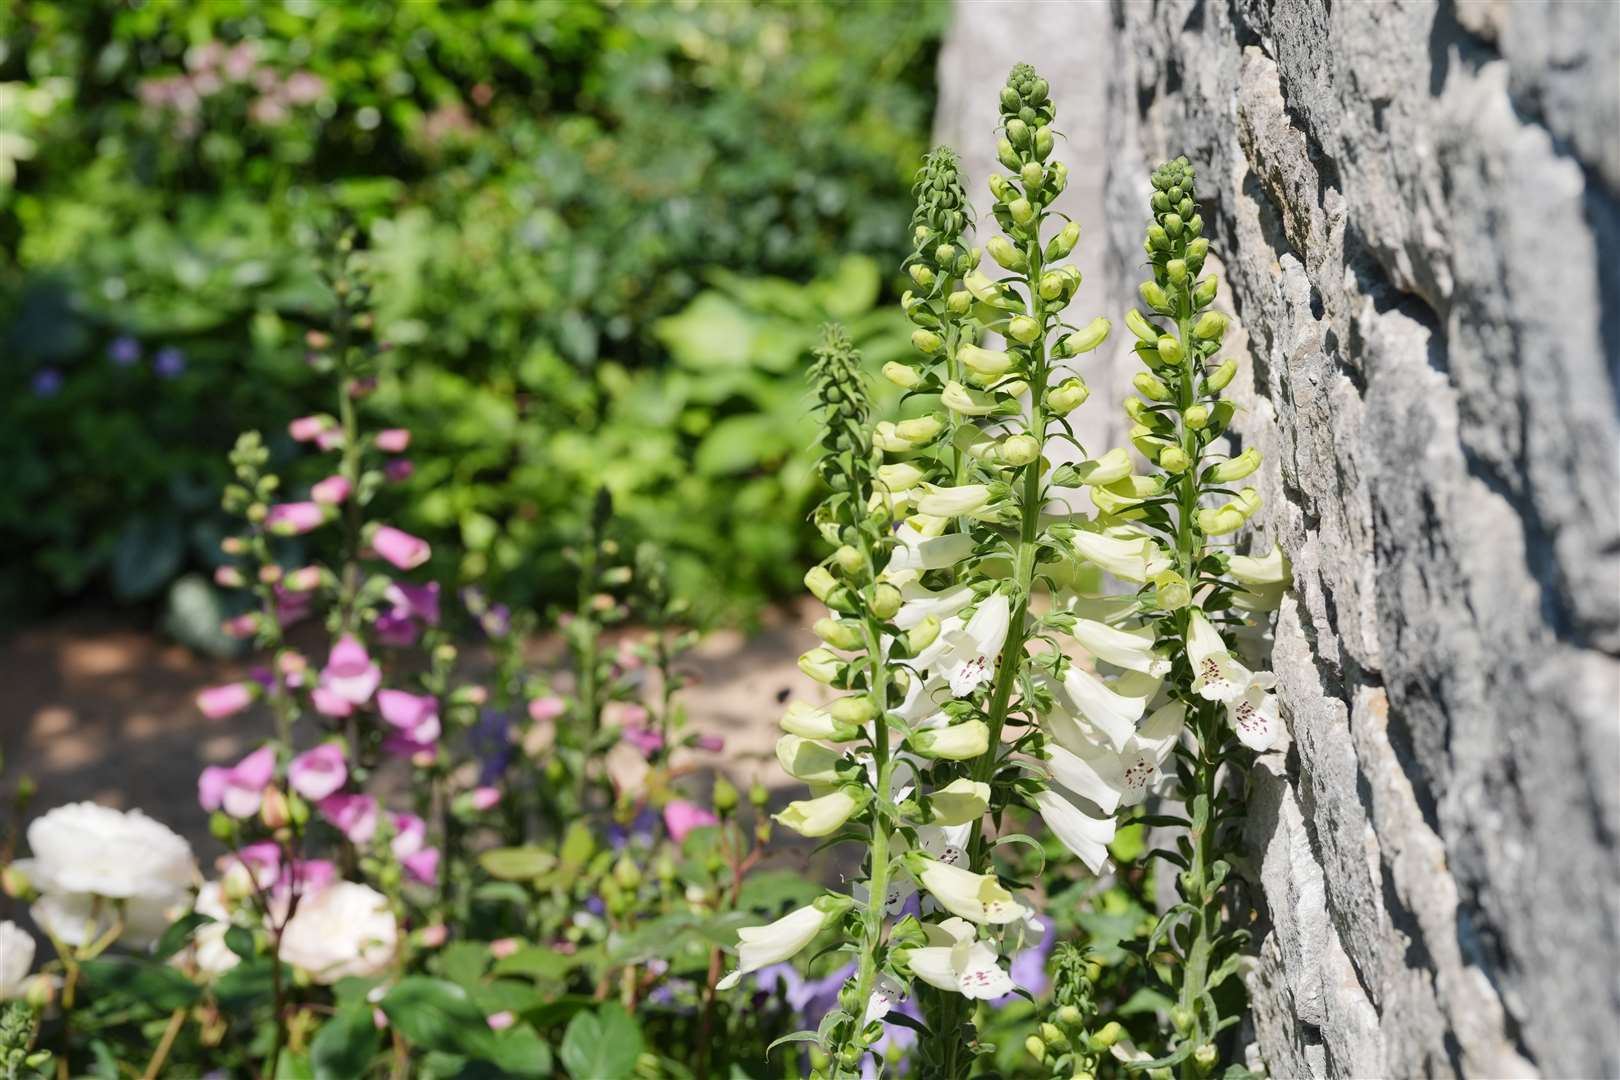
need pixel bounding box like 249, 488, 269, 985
108, 336, 141, 367
470, 709, 514, 784
31, 368, 63, 398
154, 346, 186, 378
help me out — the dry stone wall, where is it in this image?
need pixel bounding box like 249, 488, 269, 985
938, 1, 1619, 1075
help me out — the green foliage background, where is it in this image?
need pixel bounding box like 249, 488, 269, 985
0, 0, 943, 628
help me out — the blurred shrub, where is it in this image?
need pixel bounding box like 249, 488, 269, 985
0, 0, 942, 626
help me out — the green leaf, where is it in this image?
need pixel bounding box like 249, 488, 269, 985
488, 1025, 553, 1077
111, 513, 184, 601
152, 911, 212, 961
479, 846, 558, 880
79, 958, 200, 1012
381, 976, 500, 1060
558, 1004, 642, 1080
225, 925, 257, 960
492, 946, 581, 984
310, 1003, 383, 1080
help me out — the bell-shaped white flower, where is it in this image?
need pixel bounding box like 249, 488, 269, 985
916, 483, 993, 518
883, 522, 975, 586
1042, 699, 1185, 821
1187, 609, 1281, 751
779, 701, 857, 741
1041, 665, 1159, 752
1071, 618, 1169, 677
905, 917, 1017, 1000
909, 592, 1011, 701
907, 854, 1031, 925
716, 899, 848, 990
1032, 787, 1117, 874
865, 974, 907, 1025
1068, 528, 1167, 584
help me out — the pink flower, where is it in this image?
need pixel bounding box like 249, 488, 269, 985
315, 428, 344, 451
196, 682, 255, 720
375, 429, 411, 453
373, 611, 420, 648
321, 635, 380, 705
221, 615, 258, 639
384, 582, 440, 625
489, 938, 520, 959
471, 786, 502, 812
377, 690, 440, 744
371, 526, 431, 571
282, 857, 337, 896
622, 726, 664, 758
486, 1010, 515, 1032
318, 793, 379, 844
283, 566, 322, 592
692, 734, 726, 753
402, 847, 440, 886
663, 800, 719, 844
288, 744, 347, 801
389, 813, 427, 858
274, 585, 314, 628
288, 415, 329, 442
373, 1007, 388, 1031
311, 686, 354, 718
385, 459, 414, 483
604, 702, 650, 728
528, 696, 566, 723
266, 501, 327, 536
218, 841, 281, 893
311, 475, 351, 505
198, 745, 277, 818
419, 924, 448, 948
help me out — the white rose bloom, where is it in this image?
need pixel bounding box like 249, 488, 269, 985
716, 903, 835, 990
29, 890, 179, 949
905, 917, 1016, 1000
278, 881, 397, 984
22, 803, 195, 901
0, 921, 35, 999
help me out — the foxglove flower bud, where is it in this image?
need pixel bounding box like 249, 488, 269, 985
997, 138, 1020, 170
1186, 235, 1210, 270
1006, 117, 1030, 147
943, 381, 999, 417
947, 289, 972, 315
1194, 275, 1219, 307
813, 617, 865, 651
1155, 335, 1184, 365
877, 462, 926, 492
1197, 505, 1248, 536
1163, 212, 1184, 237
1006, 315, 1041, 344
895, 415, 945, 443
908, 264, 935, 288
1204, 357, 1238, 392
1008, 197, 1035, 225
1193, 311, 1229, 340
1209, 447, 1260, 483
1159, 446, 1190, 473
776, 735, 844, 784
960, 343, 1015, 382
1167, 258, 1188, 284
1126, 308, 1159, 343
883, 361, 922, 390
775, 787, 867, 837
910, 329, 942, 354
870, 582, 903, 619
798, 648, 842, 684
1034, 124, 1054, 160
1057, 317, 1110, 357
1046, 220, 1080, 261
911, 719, 990, 760
987, 236, 1026, 272
1139, 281, 1172, 313
1046, 377, 1089, 413
781, 701, 858, 741
804, 566, 838, 603
998, 434, 1041, 467
907, 615, 941, 653
1133, 372, 1171, 401
1020, 161, 1043, 191
1153, 569, 1192, 610
833, 545, 865, 576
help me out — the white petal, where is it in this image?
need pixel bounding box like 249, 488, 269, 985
1228, 685, 1281, 751
1033, 788, 1117, 874
955, 949, 1016, 1000
1044, 740, 1125, 815
907, 946, 960, 991
1071, 618, 1169, 677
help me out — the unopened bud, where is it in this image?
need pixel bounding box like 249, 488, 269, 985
1057, 317, 1110, 357
1194, 275, 1218, 307
1007, 315, 1041, 344
1186, 235, 1210, 269
712, 777, 740, 814
997, 139, 1020, 170
804, 566, 837, 603
1039, 272, 1065, 301
906, 616, 941, 654
1193, 1044, 1219, 1070
1020, 161, 1043, 191
1204, 358, 1238, 392
749, 782, 769, 808
260, 786, 290, 830
986, 236, 1026, 272
799, 649, 841, 684
895, 415, 945, 444
1209, 447, 1261, 483
1047, 378, 1089, 413
1040, 1022, 1068, 1049
910, 329, 942, 354
1159, 446, 1190, 474
1056, 1005, 1082, 1027
884, 362, 923, 390
833, 545, 864, 576
1167, 258, 1188, 284
1, 865, 32, 900
946, 290, 972, 315
1133, 372, 1171, 402
1008, 198, 1035, 225
1193, 311, 1229, 340
813, 617, 865, 651
1046, 220, 1080, 261
869, 583, 903, 620
1155, 335, 1184, 366
1025, 1035, 1047, 1061
999, 434, 1041, 467
1033, 125, 1054, 160
828, 696, 876, 725
1139, 281, 1171, 312
1006, 117, 1030, 147
1163, 212, 1184, 237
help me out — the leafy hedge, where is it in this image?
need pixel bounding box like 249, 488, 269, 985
0, 0, 943, 628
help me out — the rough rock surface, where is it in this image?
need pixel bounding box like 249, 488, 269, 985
939, 1, 1620, 1075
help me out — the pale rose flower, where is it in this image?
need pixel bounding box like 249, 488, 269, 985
470, 786, 501, 812
487, 1010, 515, 1031
0, 921, 34, 998
388, 813, 426, 858
19, 803, 194, 904
277, 881, 397, 984
186, 882, 242, 978
401, 848, 439, 886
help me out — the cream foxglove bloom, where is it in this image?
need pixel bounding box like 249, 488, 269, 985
1043, 700, 1186, 816
717, 899, 848, 990
941, 381, 999, 416
1070, 448, 1134, 486
779, 701, 858, 741
916, 483, 994, 518
905, 917, 1017, 999
926, 778, 991, 826
892, 581, 975, 631
1187, 609, 1281, 751
882, 522, 975, 586
1070, 618, 1170, 677
278, 881, 398, 985
1229, 543, 1291, 613
774, 787, 867, 837
0, 921, 34, 999
775, 735, 845, 784
1040, 665, 1159, 752
1068, 528, 1167, 584
907, 855, 1031, 925
1032, 787, 1117, 874
908, 592, 1011, 702
864, 975, 907, 1025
